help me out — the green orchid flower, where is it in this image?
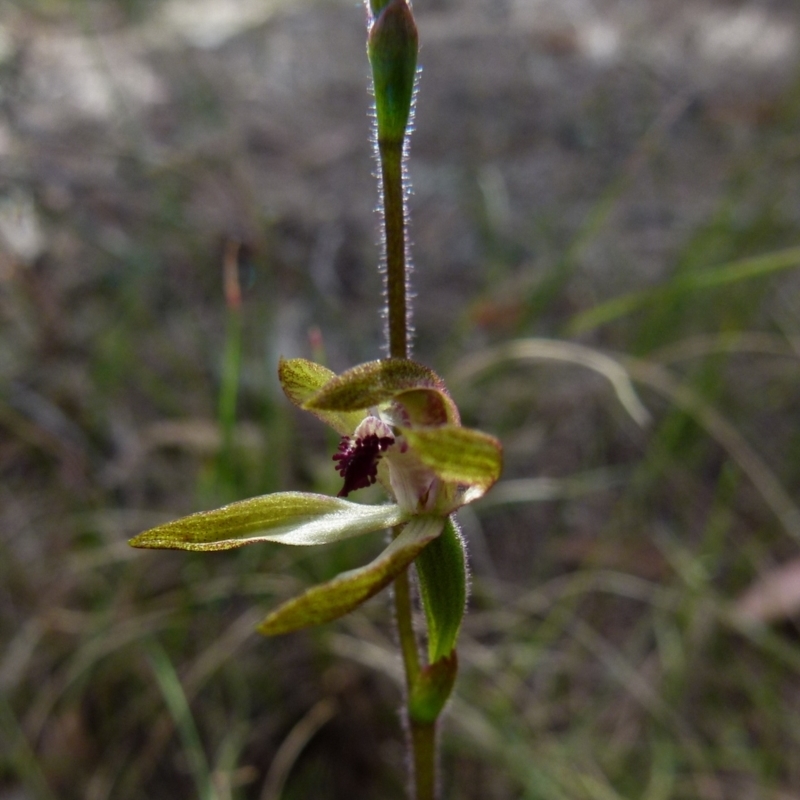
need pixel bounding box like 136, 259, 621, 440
130, 357, 502, 663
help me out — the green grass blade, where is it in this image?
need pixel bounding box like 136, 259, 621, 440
0, 694, 58, 800
146, 642, 216, 800
569, 246, 800, 334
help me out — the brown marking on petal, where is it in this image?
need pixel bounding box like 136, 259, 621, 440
333, 433, 394, 497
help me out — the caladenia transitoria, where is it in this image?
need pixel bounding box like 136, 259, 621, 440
129, 3, 502, 798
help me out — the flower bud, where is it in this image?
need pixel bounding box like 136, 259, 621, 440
367, 0, 418, 147
368, 0, 392, 14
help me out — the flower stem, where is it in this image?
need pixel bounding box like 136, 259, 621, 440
367, 0, 417, 359
367, 3, 441, 796
410, 721, 436, 800
393, 550, 420, 688
378, 81, 438, 800
377, 61, 440, 800
393, 533, 437, 800
381, 142, 408, 359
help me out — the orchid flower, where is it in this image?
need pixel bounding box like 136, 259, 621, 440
130, 357, 501, 665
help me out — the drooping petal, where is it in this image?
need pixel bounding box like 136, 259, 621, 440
129, 492, 407, 551
278, 358, 364, 436
258, 516, 445, 636
400, 424, 502, 499
414, 515, 468, 662
305, 359, 459, 425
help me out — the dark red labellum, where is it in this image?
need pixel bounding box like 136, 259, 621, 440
333, 433, 394, 497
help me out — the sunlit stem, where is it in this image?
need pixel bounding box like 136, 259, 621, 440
381, 141, 408, 359
368, 1, 439, 796
382, 133, 439, 800
381, 134, 436, 799
368, 0, 417, 358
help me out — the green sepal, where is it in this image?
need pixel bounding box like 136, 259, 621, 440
400, 425, 502, 498
305, 359, 458, 424
278, 358, 364, 436
408, 651, 458, 725
415, 515, 467, 661
367, 0, 418, 146
258, 516, 445, 636
129, 492, 407, 551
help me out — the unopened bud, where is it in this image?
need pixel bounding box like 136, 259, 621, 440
367, 0, 418, 147
368, 0, 392, 14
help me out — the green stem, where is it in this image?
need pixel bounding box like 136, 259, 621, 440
410, 722, 437, 800
381, 121, 440, 800
393, 540, 439, 800
393, 548, 421, 689
381, 141, 408, 359
369, 5, 441, 795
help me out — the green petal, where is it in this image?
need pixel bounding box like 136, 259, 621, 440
305, 358, 459, 424
258, 516, 444, 636
278, 358, 364, 436
401, 424, 502, 493
415, 515, 468, 662
129, 492, 407, 551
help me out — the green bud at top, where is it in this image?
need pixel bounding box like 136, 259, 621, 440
368, 0, 393, 14
367, 0, 418, 147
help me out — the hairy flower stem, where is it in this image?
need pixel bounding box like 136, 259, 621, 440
393, 543, 421, 686
378, 65, 438, 800
380, 79, 439, 800
394, 547, 437, 800
367, 1, 442, 795
381, 143, 408, 360
383, 146, 438, 797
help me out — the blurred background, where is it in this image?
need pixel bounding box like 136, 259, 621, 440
2, 0, 800, 797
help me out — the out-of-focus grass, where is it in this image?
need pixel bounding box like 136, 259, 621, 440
2, 0, 800, 798
441, 130, 800, 800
